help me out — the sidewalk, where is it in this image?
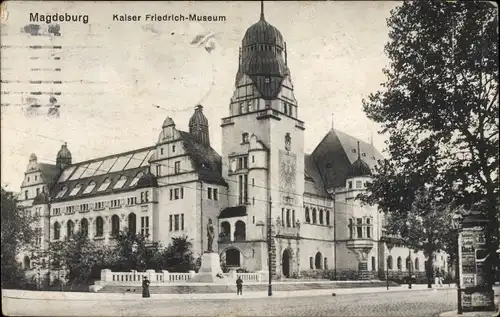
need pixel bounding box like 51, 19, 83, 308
2, 284, 452, 301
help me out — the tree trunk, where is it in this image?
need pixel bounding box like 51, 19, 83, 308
426, 251, 434, 289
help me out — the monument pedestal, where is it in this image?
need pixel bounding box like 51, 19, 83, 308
189, 252, 226, 284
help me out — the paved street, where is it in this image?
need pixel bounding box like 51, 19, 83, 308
3, 288, 456, 316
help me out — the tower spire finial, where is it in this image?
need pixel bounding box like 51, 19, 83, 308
260, 0, 265, 20
331, 113, 334, 131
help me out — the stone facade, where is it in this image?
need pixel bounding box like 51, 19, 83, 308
16, 7, 449, 281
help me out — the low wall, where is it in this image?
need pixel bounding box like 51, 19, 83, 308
96, 269, 265, 288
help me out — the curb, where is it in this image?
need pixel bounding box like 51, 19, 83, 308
2, 285, 452, 301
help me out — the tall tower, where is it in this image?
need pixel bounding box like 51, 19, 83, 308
220, 2, 305, 256
56, 143, 72, 169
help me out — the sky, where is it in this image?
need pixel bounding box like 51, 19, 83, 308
0, 1, 399, 190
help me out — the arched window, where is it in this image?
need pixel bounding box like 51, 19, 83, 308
111, 215, 120, 235
326, 210, 330, 225
95, 216, 104, 237
113, 175, 128, 189
69, 184, 82, 196
128, 213, 136, 234
319, 209, 324, 224
397, 257, 402, 270
129, 172, 144, 187
415, 258, 420, 271
387, 255, 393, 270
371, 256, 376, 271
80, 218, 89, 237
241, 133, 249, 143
98, 178, 112, 192
305, 207, 310, 223
312, 208, 317, 224
220, 221, 231, 241
83, 181, 97, 194
315, 252, 322, 269
24, 256, 31, 270
54, 222, 61, 240
406, 256, 411, 270
67, 220, 75, 238
234, 220, 246, 241
226, 248, 240, 267
56, 186, 68, 198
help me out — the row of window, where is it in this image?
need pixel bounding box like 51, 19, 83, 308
304, 207, 331, 226
207, 187, 219, 201
387, 256, 421, 271
349, 218, 373, 239
159, 145, 176, 156
155, 161, 181, 176
169, 214, 185, 232
170, 187, 184, 200
52, 213, 150, 240
24, 186, 44, 200
52, 191, 150, 216
55, 172, 147, 198
237, 99, 295, 117
243, 44, 282, 55
347, 180, 366, 190
26, 175, 39, 183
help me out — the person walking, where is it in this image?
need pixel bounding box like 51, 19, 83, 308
142, 276, 150, 298
236, 276, 243, 295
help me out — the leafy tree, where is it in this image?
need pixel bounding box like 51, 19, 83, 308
110, 230, 161, 271
163, 236, 195, 273
1, 187, 36, 288
362, 1, 499, 287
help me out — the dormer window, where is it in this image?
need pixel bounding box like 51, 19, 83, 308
83, 181, 96, 194
130, 172, 144, 187
351, 149, 356, 153
98, 178, 112, 192
56, 186, 68, 198
69, 184, 82, 196
113, 175, 128, 189
264, 77, 270, 84
242, 133, 249, 144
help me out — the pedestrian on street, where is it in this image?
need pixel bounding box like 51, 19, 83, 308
236, 276, 243, 295
142, 276, 150, 298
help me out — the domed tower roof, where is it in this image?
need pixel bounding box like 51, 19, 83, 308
56, 143, 72, 168
348, 141, 372, 178
29, 153, 38, 162
242, 14, 284, 49
162, 117, 175, 128
189, 105, 210, 146
189, 105, 209, 127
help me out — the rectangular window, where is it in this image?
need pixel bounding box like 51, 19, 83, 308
357, 226, 363, 238
213, 188, 218, 201
349, 219, 353, 238
252, 155, 255, 163
80, 204, 89, 212
181, 214, 184, 231
52, 208, 61, 216
348, 181, 353, 189
309, 257, 313, 269
252, 178, 255, 187
95, 201, 104, 210
36, 188, 40, 196
170, 189, 173, 200
172, 145, 176, 153
174, 188, 179, 200
244, 174, 248, 204
208, 188, 212, 200
156, 165, 161, 177
243, 157, 248, 169
160, 148, 164, 155
239, 102, 245, 114
292, 210, 295, 227
356, 180, 362, 188
127, 197, 136, 206
174, 215, 179, 231
326, 210, 330, 226
25, 190, 29, 200
174, 161, 181, 174
141, 216, 149, 236
110, 199, 121, 208
367, 226, 371, 238
324, 258, 328, 270
65, 206, 75, 214
238, 175, 243, 204
169, 215, 173, 231
180, 187, 184, 199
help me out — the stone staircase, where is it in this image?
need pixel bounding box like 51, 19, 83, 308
98, 280, 398, 294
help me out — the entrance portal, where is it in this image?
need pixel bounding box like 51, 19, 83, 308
282, 249, 292, 278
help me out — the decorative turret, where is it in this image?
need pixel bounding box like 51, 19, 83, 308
348, 141, 372, 178
29, 153, 38, 162
189, 105, 210, 146
56, 143, 72, 169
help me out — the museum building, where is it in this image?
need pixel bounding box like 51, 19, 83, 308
18, 6, 448, 280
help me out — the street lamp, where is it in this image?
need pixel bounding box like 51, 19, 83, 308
452, 213, 463, 315
383, 237, 395, 290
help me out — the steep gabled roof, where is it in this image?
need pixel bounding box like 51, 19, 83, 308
303, 154, 329, 198
179, 131, 227, 187
38, 163, 60, 186
311, 129, 383, 189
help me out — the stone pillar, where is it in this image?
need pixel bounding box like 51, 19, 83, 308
189, 270, 196, 280
101, 269, 112, 282
230, 270, 237, 281
162, 270, 169, 283
146, 269, 155, 282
